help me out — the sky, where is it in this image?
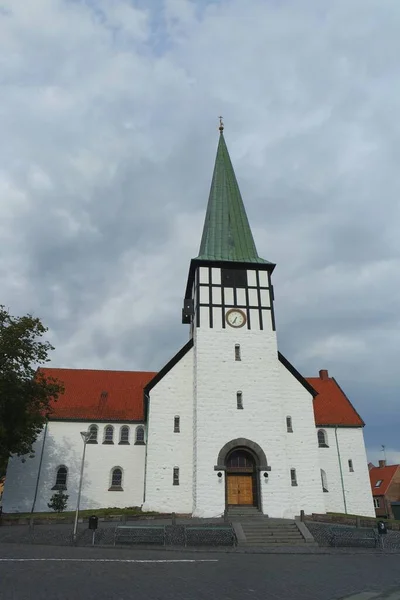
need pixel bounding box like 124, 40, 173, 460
1, 0, 399, 464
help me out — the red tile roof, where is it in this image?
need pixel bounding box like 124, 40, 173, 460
41, 368, 156, 422
41, 367, 364, 428
369, 465, 399, 496
307, 376, 364, 427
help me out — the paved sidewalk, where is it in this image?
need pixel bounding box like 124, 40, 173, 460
1, 519, 400, 555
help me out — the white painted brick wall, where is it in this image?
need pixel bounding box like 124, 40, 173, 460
192, 317, 292, 518
2, 421, 145, 513
318, 427, 375, 517
279, 362, 326, 518
142, 347, 193, 514
192, 265, 323, 519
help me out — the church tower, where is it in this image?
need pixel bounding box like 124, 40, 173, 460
183, 121, 287, 517
143, 122, 325, 519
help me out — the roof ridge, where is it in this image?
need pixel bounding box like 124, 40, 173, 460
40, 367, 157, 374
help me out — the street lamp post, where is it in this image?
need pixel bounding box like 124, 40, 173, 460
73, 431, 91, 544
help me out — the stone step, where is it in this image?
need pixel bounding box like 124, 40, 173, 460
228, 510, 261, 514
228, 512, 261, 516
240, 519, 307, 546
242, 527, 299, 533
228, 506, 260, 510
243, 531, 301, 538
242, 523, 297, 528
244, 532, 302, 537
242, 540, 308, 546
243, 529, 303, 539
243, 536, 305, 543
244, 538, 304, 544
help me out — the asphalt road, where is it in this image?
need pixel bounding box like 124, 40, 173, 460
1, 543, 400, 600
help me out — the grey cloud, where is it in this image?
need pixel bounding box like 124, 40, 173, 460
1, 0, 400, 459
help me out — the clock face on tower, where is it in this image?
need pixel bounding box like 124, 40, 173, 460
225, 308, 247, 328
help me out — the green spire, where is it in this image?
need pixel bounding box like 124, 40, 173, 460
197, 126, 271, 264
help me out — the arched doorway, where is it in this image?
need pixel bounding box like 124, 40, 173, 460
226, 448, 258, 507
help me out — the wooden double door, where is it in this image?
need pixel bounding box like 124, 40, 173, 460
227, 474, 254, 505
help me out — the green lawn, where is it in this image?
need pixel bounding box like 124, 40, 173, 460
2, 506, 161, 520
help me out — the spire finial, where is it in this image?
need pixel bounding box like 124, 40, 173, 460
218, 115, 224, 132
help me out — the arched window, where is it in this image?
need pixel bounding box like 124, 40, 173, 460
321, 469, 328, 492
119, 426, 130, 444
52, 465, 68, 490
135, 426, 145, 445
103, 425, 114, 444
88, 424, 98, 444
109, 467, 123, 490
318, 429, 328, 448
226, 449, 255, 470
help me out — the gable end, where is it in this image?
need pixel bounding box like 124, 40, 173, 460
143, 338, 194, 420
278, 352, 317, 398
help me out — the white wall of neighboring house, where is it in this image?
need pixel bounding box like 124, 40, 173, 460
2, 421, 146, 513
318, 426, 375, 517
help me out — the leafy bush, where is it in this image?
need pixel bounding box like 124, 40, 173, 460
47, 490, 69, 513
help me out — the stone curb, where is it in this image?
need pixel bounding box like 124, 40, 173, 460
2, 538, 400, 555
102, 545, 400, 555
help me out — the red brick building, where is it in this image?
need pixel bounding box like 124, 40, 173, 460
369, 461, 400, 519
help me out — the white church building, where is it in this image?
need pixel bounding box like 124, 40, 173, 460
2, 125, 375, 519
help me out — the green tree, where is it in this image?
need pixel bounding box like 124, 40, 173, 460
47, 490, 69, 513
0, 305, 64, 466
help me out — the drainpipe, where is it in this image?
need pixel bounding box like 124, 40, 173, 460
335, 426, 347, 514
30, 421, 48, 516
142, 434, 148, 505
142, 395, 149, 505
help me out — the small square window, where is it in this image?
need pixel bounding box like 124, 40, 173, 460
174, 416, 180, 433
290, 468, 297, 486
375, 480, 383, 488
173, 467, 179, 486
286, 417, 293, 433
235, 344, 241, 361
